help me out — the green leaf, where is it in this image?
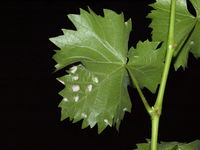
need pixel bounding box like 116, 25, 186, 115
134, 140, 200, 150
58, 64, 131, 133
158, 142, 180, 150
178, 140, 200, 150
127, 40, 164, 93
135, 140, 151, 150
135, 142, 178, 150
50, 8, 167, 133
50, 8, 131, 71
147, 0, 200, 70
50, 8, 132, 133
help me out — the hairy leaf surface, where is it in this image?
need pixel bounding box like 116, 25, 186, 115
148, 0, 200, 70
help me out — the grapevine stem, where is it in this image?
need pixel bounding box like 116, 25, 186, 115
151, 115, 160, 150
150, 0, 177, 150
154, 0, 176, 111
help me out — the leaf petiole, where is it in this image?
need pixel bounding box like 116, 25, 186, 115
126, 65, 152, 115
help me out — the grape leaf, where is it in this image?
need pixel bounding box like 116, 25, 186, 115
135, 140, 200, 150
135, 142, 178, 150
57, 64, 131, 133
50, 8, 132, 133
178, 140, 200, 150
50, 8, 165, 133
127, 40, 164, 93
147, 0, 200, 70
50, 8, 131, 71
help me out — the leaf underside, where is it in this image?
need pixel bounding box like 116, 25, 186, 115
50, 8, 164, 133
148, 0, 200, 70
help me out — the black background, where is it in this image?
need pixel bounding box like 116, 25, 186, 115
1, 0, 200, 150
